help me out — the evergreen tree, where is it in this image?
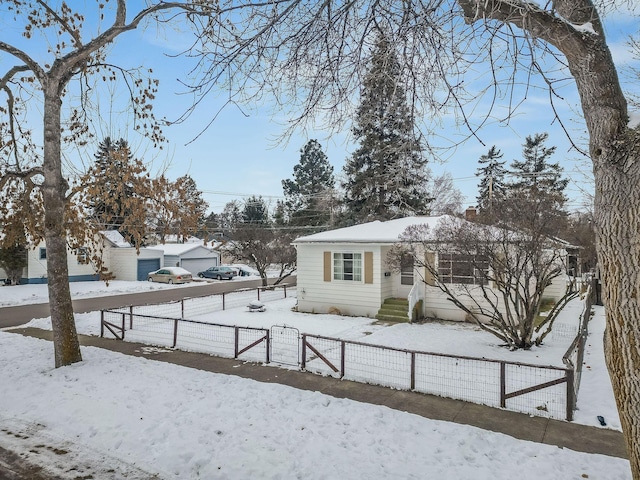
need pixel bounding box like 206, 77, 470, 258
282, 139, 335, 228
242, 195, 269, 225
91, 137, 134, 229
0, 227, 27, 285
83, 137, 151, 247
272, 200, 287, 227
341, 33, 430, 224
506, 133, 568, 235
475, 146, 507, 220
219, 201, 243, 232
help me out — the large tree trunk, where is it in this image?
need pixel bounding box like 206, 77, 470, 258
562, 13, 640, 477
42, 79, 82, 368
456, 0, 639, 475
595, 146, 640, 474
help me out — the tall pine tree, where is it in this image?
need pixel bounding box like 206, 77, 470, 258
475, 146, 507, 221
507, 133, 568, 235
83, 137, 151, 247
341, 33, 430, 224
282, 139, 335, 229
242, 195, 269, 225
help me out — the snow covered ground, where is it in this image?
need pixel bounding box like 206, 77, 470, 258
0, 281, 629, 479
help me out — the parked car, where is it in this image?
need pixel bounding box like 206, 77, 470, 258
232, 264, 260, 277
147, 267, 193, 284
197, 266, 238, 280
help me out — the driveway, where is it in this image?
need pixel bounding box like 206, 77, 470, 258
0, 277, 296, 329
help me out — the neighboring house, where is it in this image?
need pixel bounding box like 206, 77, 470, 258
147, 242, 220, 276
101, 231, 165, 282
17, 231, 164, 284
293, 216, 574, 321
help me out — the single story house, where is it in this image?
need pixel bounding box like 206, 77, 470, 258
147, 242, 220, 276
293, 215, 574, 321
7, 231, 164, 284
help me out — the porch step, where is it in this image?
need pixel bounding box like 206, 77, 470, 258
375, 298, 409, 323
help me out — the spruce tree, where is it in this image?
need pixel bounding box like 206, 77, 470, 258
341, 33, 430, 224
242, 195, 269, 225
282, 139, 335, 228
475, 146, 507, 221
507, 133, 568, 235
90, 137, 137, 230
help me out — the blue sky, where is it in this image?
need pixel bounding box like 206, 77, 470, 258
3, 3, 638, 215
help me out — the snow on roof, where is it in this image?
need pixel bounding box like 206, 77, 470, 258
293, 216, 449, 244
147, 243, 210, 255
101, 230, 132, 248
162, 234, 205, 244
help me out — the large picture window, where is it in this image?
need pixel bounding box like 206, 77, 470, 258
438, 253, 488, 285
333, 252, 362, 281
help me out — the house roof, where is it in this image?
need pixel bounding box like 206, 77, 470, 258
147, 243, 217, 256
101, 230, 132, 248
293, 216, 449, 244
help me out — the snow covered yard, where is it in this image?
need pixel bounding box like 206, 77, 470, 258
0, 282, 628, 479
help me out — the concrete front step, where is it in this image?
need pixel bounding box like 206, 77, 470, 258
376, 298, 409, 323
383, 298, 409, 306
376, 298, 410, 323
375, 313, 409, 323
381, 303, 409, 313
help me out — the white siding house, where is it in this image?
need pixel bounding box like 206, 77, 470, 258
25, 242, 98, 284
18, 231, 164, 284
293, 216, 574, 321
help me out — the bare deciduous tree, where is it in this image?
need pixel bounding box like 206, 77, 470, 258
227, 225, 296, 287
388, 217, 577, 349
0, 1, 215, 367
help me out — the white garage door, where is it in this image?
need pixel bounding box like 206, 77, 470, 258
181, 258, 218, 276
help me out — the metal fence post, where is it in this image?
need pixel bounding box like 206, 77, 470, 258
284, 285, 287, 298
222, 292, 226, 311
301, 334, 307, 370
340, 341, 346, 378
181, 299, 185, 319
121, 313, 126, 340
172, 319, 178, 348
411, 352, 416, 390
266, 329, 271, 364
234, 326, 239, 358
100, 310, 104, 338
257, 287, 261, 301
129, 305, 133, 330
500, 362, 506, 408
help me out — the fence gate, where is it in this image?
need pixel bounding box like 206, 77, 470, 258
270, 325, 300, 366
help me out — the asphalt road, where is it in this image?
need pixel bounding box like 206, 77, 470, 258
0, 276, 295, 328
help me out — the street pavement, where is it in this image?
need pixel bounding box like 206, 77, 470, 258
0, 277, 291, 328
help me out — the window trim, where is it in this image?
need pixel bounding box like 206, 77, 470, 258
400, 254, 414, 286
332, 251, 363, 282
39, 247, 47, 260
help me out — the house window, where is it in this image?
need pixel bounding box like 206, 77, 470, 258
39, 248, 47, 260
438, 253, 488, 285
400, 254, 414, 285
333, 252, 362, 281
76, 247, 89, 264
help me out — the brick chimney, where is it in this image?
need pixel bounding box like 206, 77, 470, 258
465, 206, 477, 221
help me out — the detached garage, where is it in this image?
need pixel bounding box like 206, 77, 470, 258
148, 243, 220, 276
